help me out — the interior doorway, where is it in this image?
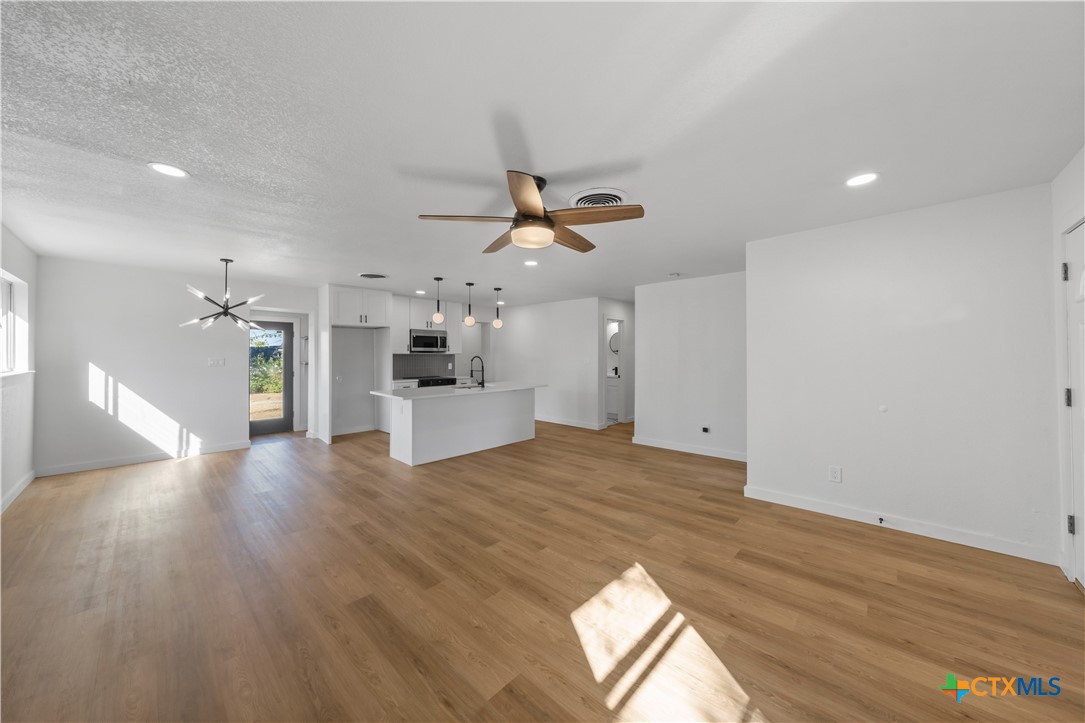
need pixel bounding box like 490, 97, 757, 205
249, 321, 294, 436
605, 318, 624, 426
1064, 222, 1084, 584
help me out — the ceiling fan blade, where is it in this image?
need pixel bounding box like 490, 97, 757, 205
419, 214, 514, 223
507, 170, 545, 217
553, 226, 596, 253
483, 229, 514, 254
547, 205, 644, 226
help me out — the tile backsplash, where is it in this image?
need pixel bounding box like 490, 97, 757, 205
393, 354, 456, 379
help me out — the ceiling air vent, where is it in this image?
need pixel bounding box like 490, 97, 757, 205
358, 273, 388, 279
569, 187, 626, 208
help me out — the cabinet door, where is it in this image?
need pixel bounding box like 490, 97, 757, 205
391, 295, 411, 353
445, 302, 463, 353
409, 297, 438, 330
360, 289, 391, 327
331, 286, 363, 327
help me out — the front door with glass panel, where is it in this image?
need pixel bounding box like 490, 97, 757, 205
249, 322, 294, 435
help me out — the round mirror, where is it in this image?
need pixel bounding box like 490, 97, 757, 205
608, 330, 620, 354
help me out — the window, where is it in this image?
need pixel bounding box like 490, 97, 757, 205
0, 276, 12, 372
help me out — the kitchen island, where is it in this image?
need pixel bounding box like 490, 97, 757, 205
370, 383, 544, 466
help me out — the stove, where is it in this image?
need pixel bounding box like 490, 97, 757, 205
416, 376, 457, 388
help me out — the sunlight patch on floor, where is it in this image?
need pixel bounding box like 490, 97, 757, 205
572, 562, 768, 722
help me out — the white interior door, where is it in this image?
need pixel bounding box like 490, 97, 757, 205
1065, 223, 1084, 583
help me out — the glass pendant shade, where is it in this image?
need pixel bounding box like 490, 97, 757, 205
432, 276, 444, 323
492, 287, 504, 329
463, 282, 475, 327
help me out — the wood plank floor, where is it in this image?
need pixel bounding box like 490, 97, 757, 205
3, 423, 1082, 722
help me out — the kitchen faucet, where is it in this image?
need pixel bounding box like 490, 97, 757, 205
470, 356, 485, 389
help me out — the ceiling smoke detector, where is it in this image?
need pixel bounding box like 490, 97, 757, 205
568, 187, 626, 208
358, 272, 388, 279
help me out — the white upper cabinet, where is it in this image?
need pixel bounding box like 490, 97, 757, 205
409, 297, 445, 330
391, 295, 411, 353
330, 286, 392, 327
361, 289, 391, 327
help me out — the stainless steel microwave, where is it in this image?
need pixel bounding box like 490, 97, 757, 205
409, 329, 448, 353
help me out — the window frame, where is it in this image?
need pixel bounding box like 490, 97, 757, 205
0, 276, 13, 373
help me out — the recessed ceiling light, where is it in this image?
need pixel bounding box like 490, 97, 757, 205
415, 290, 426, 295
524, 260, 538, 267
846, 172, 878, 187
148, 162, 189, 178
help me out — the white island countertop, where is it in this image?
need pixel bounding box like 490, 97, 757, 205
368, 382, 545, 465
371, 382, 545, 401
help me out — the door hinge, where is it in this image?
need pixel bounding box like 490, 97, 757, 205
1069, 515, 1076, 535
1063, 262, 1070, 281
1066, 388, 1072, 407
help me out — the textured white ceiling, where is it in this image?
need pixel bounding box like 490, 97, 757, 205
3, 1, 1083, 305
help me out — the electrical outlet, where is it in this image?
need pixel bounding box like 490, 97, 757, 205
207, 358, 225, 367
702, 426, 710, 433
828, 466, 842, 483
448, 362, 453, 370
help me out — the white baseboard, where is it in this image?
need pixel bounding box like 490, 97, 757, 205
36, 440, 252, 478
744, 486, 1057, 565
2, 469, 36, 512
632, 436, 747, 462
332, 424, 376, 436
535, 415, 607, 431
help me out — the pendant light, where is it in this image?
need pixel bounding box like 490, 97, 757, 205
492, 288, 504, 329
463, 282, 476, 327
180, 259, 264, 331
432, 276, 445, 324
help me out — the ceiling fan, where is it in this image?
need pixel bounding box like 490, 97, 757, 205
419, 170, 644, 253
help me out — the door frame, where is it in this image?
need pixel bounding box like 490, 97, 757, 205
603, 317, 625, 426
249, 321, 294, 436
1056, 217, 1085, 583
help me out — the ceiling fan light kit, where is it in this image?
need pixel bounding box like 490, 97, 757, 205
419, 170, 644, 254
510, 219, 555, 249
180, 258, 264, 331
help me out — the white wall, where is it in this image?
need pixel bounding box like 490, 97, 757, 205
1052, 146, 1084, 234
1, 226, 38, 509
746, 184, 1059, 564
456, 323, 483, 377
34, 257, 317, 475
599, 298, 636, 424
634, 273, 746, 460
492, 297, 603, 429
1051, 146, 1085, 579
331, 327, 376, 435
